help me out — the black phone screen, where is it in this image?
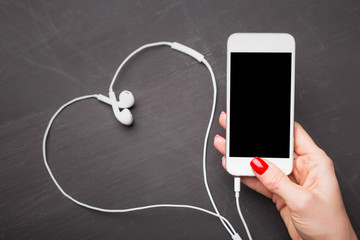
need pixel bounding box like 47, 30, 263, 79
229, 52, 292, 158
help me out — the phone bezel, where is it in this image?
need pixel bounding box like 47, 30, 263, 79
226, 33, 295, 176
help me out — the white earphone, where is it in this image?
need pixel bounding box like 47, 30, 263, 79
42, 41, 252, 240
96, 91, 135, 125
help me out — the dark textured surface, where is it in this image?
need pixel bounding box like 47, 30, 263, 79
1, 0, 359, 239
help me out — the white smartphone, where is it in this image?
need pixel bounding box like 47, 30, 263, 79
226, 33, 295, 176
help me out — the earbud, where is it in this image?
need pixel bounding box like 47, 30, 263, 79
110, 91, 133, 125
113, 108, 133, 126
118, 90, 135, 108
96, 91, 134, 125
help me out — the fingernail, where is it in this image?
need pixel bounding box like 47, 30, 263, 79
250, 157, 268, 175
221, 111, 226, 115
215, 134, 225, 140
222, 156, 225, 161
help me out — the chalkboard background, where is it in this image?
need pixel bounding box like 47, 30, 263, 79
0, 0, 359, 239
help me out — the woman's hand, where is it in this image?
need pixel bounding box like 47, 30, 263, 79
214, 111, 357, 240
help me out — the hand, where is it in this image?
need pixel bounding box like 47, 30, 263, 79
214, 111, 357, 240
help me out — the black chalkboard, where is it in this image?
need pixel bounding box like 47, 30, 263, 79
0, 0, 359, 239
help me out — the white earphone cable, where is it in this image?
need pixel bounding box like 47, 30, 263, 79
42, 42, 252, 239
236, 197, 252, 240
109, 42, 172, 92
234, 177, 253, 240
42, 94, 236, 235
201, 58, 238, 236
107, 42, 237, 235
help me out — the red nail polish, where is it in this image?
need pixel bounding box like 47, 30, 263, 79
250, 157, 268, 175
222, 111, 226, 114
215, 134, 225, 140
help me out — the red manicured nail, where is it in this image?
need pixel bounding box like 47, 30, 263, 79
215, 134, 225, 140
250, 157, 268, 175
222, 111, 226, 114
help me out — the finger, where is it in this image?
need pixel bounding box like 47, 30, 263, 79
250, 157, 307, 206
294, 122, 320, 155
213, 134, 226, 155
272, 193, 286, 212
219, 111, 226, 130
292, 157, 303, 185
241, 176, 273, 199
222, 156, 226, 169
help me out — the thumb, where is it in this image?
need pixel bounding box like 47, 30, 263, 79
250, 157, 305, 205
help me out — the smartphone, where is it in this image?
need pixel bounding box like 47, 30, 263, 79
226, 33, 295, 176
